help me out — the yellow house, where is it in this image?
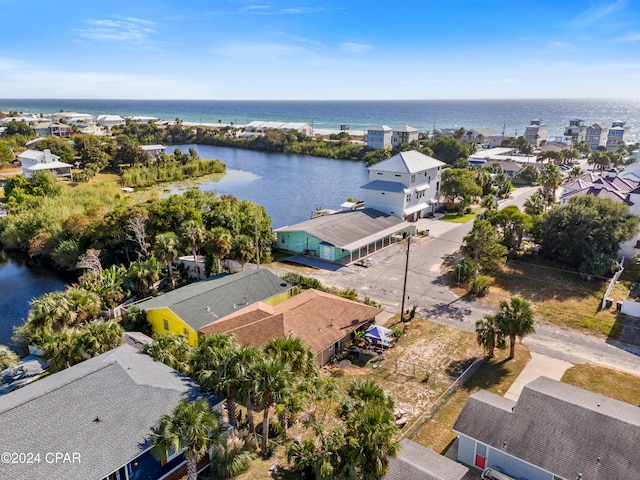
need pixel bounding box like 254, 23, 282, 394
136, 269, 295, 346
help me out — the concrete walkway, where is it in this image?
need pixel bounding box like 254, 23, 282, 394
504, 351, 574, 401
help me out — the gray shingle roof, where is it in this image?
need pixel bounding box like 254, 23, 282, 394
384, 440, 469, 480
0, 345, 207, 480
453, 377, 640, 480
368, 150, 445, 174
275, 208, 410, 250
135, 269, 293, 330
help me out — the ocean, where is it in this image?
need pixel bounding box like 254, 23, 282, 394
1, 98, 639, 141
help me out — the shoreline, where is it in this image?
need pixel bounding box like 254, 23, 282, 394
2, 98, 639, 141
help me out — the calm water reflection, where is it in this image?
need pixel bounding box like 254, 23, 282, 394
1, 147, 369, 346
166, 145, 369, 228
0, 252, 68, 347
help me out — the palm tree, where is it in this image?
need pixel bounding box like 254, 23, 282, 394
568, 165, 584, 179
79, 319, 123, 358
126, 257, 162, 297
29, 291, 75, 329
475, 314, 506, 358
523, 189, 545, 216
496, 296, 536, 359
236, 345, 261, 436
154, 232, 180, 288
232, 234, 255, 271
144, 333, 193, 375
43, 329, 83, 372
193, 334, 254, 429
339, 387, 399, 480
0, 344, 19, 369
152, 398, 222, 480
66, 287, 101, 325
253, 357, 291, 455
205, 226, 233, 274
181, 219, 207, 276
263, 335, 317, 378
539, 164, 563, 207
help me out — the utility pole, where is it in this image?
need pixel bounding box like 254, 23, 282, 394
255, 211, 260, 269
400, 235, 411, 322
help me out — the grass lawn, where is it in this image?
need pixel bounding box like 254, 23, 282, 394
441, 212, 476, 223
411, 344, 531, 454
561, 363, 640, 405
450, 255, 630, 339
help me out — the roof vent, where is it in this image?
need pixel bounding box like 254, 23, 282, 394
596, 457, 601, 465
94, 417, 101, 423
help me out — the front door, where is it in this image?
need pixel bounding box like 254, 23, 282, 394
475, 443, 487, 469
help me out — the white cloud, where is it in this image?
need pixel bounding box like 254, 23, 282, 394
618, 32, 640, 42
339, 42, 373, 54
549, 40, 571, 48
567, 0, 627, 28
75, 16, 158, 46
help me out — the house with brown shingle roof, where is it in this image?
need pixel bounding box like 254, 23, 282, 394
199, 288, 381, 366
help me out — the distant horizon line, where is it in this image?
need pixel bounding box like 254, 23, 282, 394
1, 97, 640, 103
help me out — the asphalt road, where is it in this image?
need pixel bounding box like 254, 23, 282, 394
280, 186, 640, 374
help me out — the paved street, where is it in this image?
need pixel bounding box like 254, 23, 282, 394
272, 185, 640, 374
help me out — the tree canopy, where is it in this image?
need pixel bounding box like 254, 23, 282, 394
430, 137, 469, 166
440, 168, 482, 208
536, 196, 638, 274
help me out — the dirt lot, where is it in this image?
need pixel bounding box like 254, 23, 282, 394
323, 317, 481, 422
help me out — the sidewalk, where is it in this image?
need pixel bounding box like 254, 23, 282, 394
504, 351, 573, 402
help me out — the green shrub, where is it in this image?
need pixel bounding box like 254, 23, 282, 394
469, 275, 491, 296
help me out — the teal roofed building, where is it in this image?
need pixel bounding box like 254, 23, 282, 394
274, 208, 414, 264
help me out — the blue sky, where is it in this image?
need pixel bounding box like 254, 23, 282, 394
1, 0, 639, 100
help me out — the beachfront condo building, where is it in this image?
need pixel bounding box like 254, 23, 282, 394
524, 119, 548, 148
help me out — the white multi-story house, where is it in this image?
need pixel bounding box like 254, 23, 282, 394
523, 119, 547, 148
606, 120, 628, 151
563, 118, 586, 145
391, 125, 419, 148
586, 122, 608, 151
362, 150, 445, 221
18, 149, 73, 179
366, 125, 393, 149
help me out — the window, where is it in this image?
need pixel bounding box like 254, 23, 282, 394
406, 194, 412, 203
428, 176, 431, 183
411, 174, 416, 183
163, 319, 169, 331
377, 172, 383, 175
183, 328, 190, 339
395, 174, 401, 177
281, 236, 285, 243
